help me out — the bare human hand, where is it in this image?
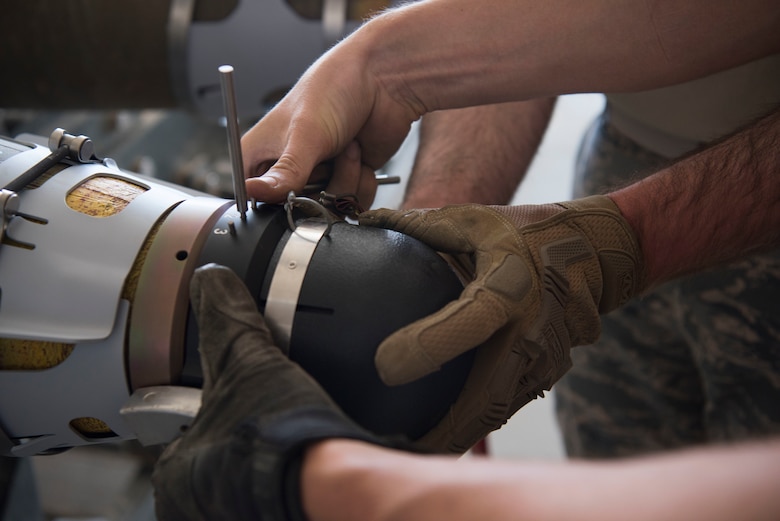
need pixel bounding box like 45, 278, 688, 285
240, 23, 422, 206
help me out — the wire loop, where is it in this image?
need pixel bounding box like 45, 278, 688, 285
284, 191, 334, 237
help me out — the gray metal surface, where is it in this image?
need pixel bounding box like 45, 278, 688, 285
218, 65, 248, 220
0, 302, 136, 456
120, 386, 203, 447
0, 145, 187, 342
186, 0, 361, 118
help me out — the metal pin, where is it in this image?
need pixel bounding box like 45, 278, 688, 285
219, 65, 248, 221
301, 174, 401, 194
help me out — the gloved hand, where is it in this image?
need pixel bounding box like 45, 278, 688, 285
359, 195, 646, 453
152, 264, 384, 521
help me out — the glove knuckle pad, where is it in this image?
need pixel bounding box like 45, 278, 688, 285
482, 253, 532, 300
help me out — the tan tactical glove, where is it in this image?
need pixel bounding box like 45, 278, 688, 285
359, 195, 646, 453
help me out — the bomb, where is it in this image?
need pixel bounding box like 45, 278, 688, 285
0, 129, 473, 456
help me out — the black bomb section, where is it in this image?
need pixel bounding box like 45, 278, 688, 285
0, 131, 473, 456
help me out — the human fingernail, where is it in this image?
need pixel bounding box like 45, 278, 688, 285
259, 172, 280, 188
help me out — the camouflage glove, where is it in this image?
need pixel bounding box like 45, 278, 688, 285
152, 264, 383, 521
359, 195, 646, 453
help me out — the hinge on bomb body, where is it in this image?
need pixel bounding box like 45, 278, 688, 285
0, 128, 113, 251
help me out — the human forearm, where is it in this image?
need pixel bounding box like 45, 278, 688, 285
302, 438, 780, 521
241, 0, 778, 203
610, 106, 780, 287
362, 0, 780, 113
402, 99, 556, 208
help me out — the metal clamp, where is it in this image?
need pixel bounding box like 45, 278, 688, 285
48, 128, 99, 163
0, 128, 107, 252
264, 202, 331, 352
3, 129, 101, 193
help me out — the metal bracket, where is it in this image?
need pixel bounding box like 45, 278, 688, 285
120, 386, 203, 446
0, 188, 41, 251
47, 128, 100, 163
0, 128, 116, 252
0, 189, 19, 244
3, 128, 102, 193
